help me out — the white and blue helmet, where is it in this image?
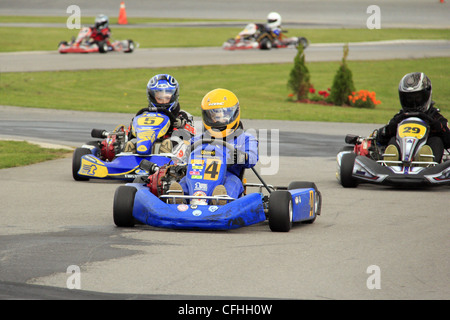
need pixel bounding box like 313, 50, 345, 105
146, 74, 180, 114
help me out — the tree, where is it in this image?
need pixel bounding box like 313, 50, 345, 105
329, 44, 355, 106
287, 44, 311, 101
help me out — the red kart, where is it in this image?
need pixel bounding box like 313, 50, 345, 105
58, 27, 136, 54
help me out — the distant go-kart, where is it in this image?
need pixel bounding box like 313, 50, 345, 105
58, 26, 136, 54
113, 137, 322, 232
223, 23, 309, 51
336, 113, 450, 188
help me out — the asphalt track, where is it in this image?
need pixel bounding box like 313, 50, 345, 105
1, 0, 449, 301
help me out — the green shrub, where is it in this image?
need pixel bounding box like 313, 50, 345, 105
329, 44, 355, 106
287, 45, 311, 100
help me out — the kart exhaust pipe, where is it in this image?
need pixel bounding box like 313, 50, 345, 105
91, 129, 108, 139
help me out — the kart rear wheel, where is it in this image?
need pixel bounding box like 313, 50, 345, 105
288, 181, 321, 221
340, 152, 358, 188
113, 186, 137, 227
72, 148, 91, 181
268, 191, 292, 232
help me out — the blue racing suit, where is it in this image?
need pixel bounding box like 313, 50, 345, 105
179, 127, 258, 199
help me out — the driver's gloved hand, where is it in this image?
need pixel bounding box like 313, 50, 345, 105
234, 149, 248, 164
429, 119, 443, 132
174, 118, 186, 129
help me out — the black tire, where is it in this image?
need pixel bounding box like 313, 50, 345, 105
340, 152, 358, 188
72, 148, 91, 181
259, 38, 272, 50
113, 186, 137, 227
125, 40, 134, 53
98, 41, 108, 53
288, 181, 321, 223
268, 191, 292, 232
297, 37, 309, 49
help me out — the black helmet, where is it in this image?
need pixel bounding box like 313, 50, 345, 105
398, 72, 432, 113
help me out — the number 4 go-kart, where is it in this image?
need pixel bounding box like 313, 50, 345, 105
336, 113, 450, 188
58, 26, 136, 54
72, 107, 194, 182
113, 138, 322, 232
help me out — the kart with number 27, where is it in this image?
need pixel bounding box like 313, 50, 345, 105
113, 138, 322, 232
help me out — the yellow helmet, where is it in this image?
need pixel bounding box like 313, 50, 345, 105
201, 88, 241, 138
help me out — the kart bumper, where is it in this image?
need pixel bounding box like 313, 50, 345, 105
350, 155, 450, 187
58, 45, 99, 53
131, 185, 266, 230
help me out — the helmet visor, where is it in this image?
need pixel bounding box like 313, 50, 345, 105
202, 103, 239, 128
399, 90, 430, 112
153, 88, 176, 104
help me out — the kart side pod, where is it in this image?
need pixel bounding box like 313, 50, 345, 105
268, 181, 321, 232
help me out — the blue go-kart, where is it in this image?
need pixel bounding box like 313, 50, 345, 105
113, 139, 322, 232
72, 107, 192, 181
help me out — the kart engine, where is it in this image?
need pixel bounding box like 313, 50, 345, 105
147, 164, 187, 197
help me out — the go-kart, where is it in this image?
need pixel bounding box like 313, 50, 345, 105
58, 26, 136, 54
113, 137, 322, 232
222, 23, 309, 51
336, 113, 450, 188
72, 107, 194, 181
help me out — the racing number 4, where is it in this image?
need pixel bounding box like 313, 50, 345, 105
203, 159, 221, 180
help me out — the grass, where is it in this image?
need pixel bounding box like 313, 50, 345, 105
1, 57, 448, 124
0, 140, 72, 169
0, 24, 448, 52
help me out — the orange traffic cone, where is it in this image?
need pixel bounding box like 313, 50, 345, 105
118, 2, 128, 25
440, 0, 445, 3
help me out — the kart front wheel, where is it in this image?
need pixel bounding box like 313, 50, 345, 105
340, 152, 358, 188
268, 191, 292, 232
113, 186, 137, 227
288, 181, 321, 222
125, 40, 134, 53
72, 148, 91, 181
297, 37, 309, 49
259, 38, 272, 50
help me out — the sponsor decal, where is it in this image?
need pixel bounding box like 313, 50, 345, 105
177, 204, 189, 212
190, 175, 202, 179
208, 206, 219, 212
201, 150, 215, 156
194, 182, 208, 192
190, 204, 198, 209
192, 210, 202, 216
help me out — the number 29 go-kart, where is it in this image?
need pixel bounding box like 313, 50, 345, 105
336, 114, 450, 188
113, 138, 322, 232
58, 26, 136, 54
72, 107, 194, 182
